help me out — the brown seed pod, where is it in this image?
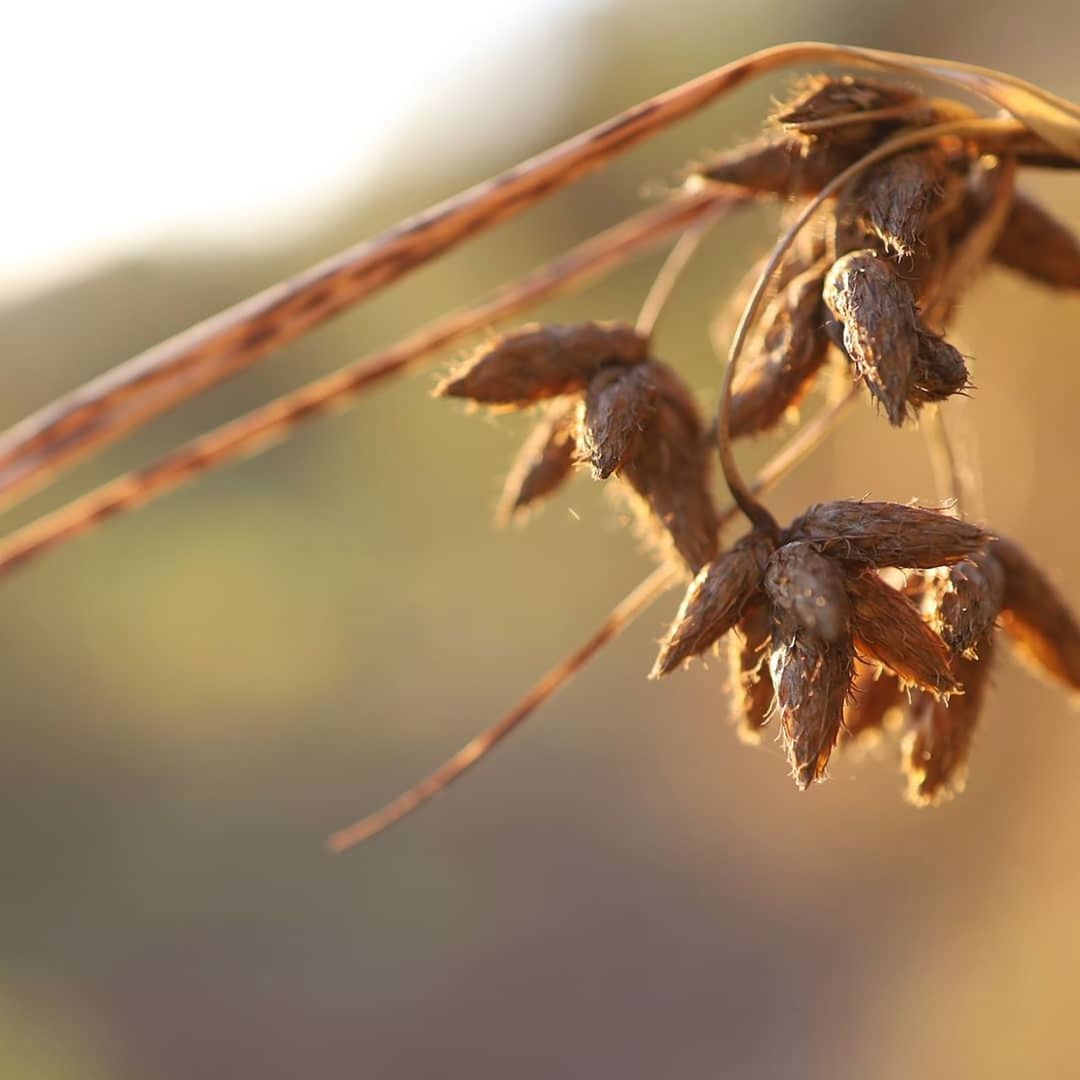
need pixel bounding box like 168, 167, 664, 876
435, 322, 648, 407
823, 250, 920, 424
903, 639, 994, 805
727, 599, 775, 743
693, 136, 860, 197
907, 331, 970, 406
787, 500, 991, 569
772, 74, 922, 138
616, 362, 720, 573
770, 618, 853, 789
651, 532, 774, 677
496, 402, 579, 526
847, 148, 949, 257
846, 569, 957, 695
991, 538, 1080, 692
843, 663, 905, 744
729, 263, 832, 437
934, 552, 1006, 658
764, 541, 850, 643
992, 191, 1080, 290
579, 362, 658, 479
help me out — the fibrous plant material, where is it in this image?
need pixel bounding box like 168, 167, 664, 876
1, 44, 1078, 848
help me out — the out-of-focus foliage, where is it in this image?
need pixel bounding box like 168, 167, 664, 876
1, 1, 1078, 1076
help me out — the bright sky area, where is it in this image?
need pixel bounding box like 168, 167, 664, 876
1, 0, 596, 298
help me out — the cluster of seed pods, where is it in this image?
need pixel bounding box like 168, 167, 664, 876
436, 73, 1080, 802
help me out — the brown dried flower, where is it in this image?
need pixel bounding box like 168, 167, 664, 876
764, 541, 850, 642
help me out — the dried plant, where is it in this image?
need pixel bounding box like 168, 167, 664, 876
2, 43, 1078, 850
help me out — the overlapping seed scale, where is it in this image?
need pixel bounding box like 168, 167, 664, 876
991, 538, 1080, 692
787, 501, 991, 569
903, 638, 995, 805
652, 531, 774, 676
934, 552, 1006, 657
727, 599, 775, 742
846, 569, 956, 695
497, 401, 579, 525
579, 363, 658, 479
769, 620, 853, 789
764, 541, 850, 642
435, 322, 648, 407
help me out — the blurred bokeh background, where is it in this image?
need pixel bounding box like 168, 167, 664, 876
2, 1, 1079, 1076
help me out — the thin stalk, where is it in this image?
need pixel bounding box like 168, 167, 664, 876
634, 203, 726, 337
0, 190, 751, 580
920, 156, 1016, 516
328, 385, 858, 852
714, 116, 1021, 532
0, 44, 1066, 511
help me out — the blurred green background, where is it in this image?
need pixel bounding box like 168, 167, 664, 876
2, 1, 1079, 1076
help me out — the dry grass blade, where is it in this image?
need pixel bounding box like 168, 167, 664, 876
2, 42, 1072, 514
0, 190, 748, 580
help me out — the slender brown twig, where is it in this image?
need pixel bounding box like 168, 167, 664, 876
0, 190, 752, 580
328, 386, 858, 852
0, 44, 1069, 512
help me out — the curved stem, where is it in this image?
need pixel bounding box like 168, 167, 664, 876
635, 201, 730, 337
714, 116, 1020, 533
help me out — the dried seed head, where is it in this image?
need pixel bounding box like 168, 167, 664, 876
764, 541, 850, 642
992, 191, 1080, 290
729, 263, 832, 437
616, 362, 720, 572
770, 619, 853, 789
693, 136, 859, 197
843, 664, 905, 744
727, 599, 775, 743
847, 149, 948, 257
578, 363, 658, 479
772, 74, 922, 144
651, 531, 773, 677
823, 250, 919, 424
496, 402, 579, 525
933, 553, 1006, 657
907, 331, 970, 406
903, 639, 995, 805
435, 322, 647, 407
787, 500, 991, 569
991, 538, 1080, 693
846, 569, 957, 695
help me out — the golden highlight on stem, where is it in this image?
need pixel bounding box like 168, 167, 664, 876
0, 44, 1071, 512
0, 190, 750, 580
328, 387, 858, 852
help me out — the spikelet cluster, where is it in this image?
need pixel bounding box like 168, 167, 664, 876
435, 72, 1080, 805
693, 75, 1080, 435
436, 322, 719, 571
